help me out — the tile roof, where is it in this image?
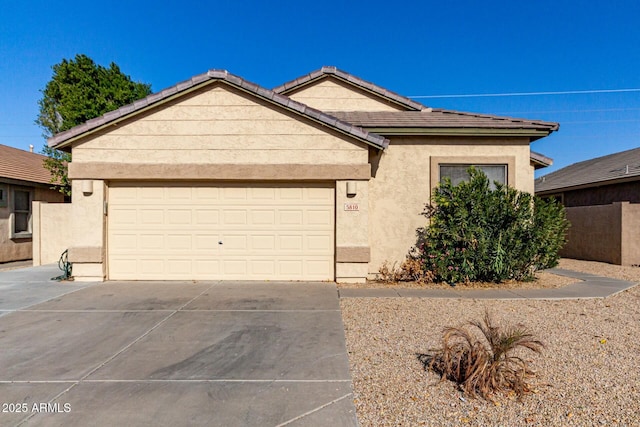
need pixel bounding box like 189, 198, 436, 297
273, 66, 427, 111
0, 144, 56, 185
48, 70, 389, 150
530, 150, 554, 169
330, 110, 559, 132
536, 146, 640, 194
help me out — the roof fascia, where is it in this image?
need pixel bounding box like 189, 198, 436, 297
364, 127, 552, 138
0, 177, 55, 188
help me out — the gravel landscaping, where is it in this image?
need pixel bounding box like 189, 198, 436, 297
341, 259, 640, 426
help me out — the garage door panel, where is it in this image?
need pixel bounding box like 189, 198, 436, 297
140, 234, 164, 249
167, 210, 192, 224
251, 210, 275, 224
223, 210, 247, 225
195, 210, 219, 225
195, 259, 220, 275
279, 210, 303, 225
251, 235, 276, 251
307, 209, 332, 225
108, 183, 334, 280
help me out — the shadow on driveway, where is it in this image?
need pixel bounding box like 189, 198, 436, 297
0, 272, 357, 426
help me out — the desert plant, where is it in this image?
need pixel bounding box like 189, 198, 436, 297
419, 310, 544, 401
414, 167, 569, 283
377, 259, 435, 283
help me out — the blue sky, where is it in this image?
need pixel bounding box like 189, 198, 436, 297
1, 0, 638, 177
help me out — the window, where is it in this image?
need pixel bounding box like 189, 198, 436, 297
440, 164, 507, 190
0, 185, 6, 208
11, 189, 32, 238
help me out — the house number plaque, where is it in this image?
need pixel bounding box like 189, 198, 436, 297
344, 203, 359, 211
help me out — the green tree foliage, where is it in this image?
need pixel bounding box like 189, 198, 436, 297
414, 168, 569, 283
36, 54, 152, 195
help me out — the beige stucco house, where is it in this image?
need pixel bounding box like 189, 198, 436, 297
46, 67, 558, 282
0, 144, 64, 263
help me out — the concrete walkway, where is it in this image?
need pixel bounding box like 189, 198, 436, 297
338, 268, 638, 300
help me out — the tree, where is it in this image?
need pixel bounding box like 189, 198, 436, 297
36, 54, 152, 195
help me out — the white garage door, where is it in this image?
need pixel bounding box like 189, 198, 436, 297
107, 183, 335, 280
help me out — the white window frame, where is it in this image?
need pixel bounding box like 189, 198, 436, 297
10, 188, 33, 239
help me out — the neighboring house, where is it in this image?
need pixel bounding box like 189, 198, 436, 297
46, 66, 558, 282
0, 144, 64, 263
536, 147, 640, 265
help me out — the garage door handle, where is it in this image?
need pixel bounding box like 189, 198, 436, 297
218, 241, 223, 245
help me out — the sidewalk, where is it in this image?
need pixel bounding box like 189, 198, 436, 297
338, 268, 638, 300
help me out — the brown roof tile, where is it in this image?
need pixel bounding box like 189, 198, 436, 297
273, 66, 427, 111
535, 146, 640, 194
530, 150, 554, 169
330, 110, 559, 131
48, 70, 389, 150
0, 144, 56, 185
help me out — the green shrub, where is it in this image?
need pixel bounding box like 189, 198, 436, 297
414, 167, 569, 283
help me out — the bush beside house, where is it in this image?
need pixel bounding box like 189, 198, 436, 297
413, 168, 569, 284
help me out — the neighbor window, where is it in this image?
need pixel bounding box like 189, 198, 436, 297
0, 185, 6, 208
12, 189, 32, 238
440, 164, 507, 190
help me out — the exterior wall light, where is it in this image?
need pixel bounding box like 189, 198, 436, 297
346, 181, 357, 196
82, 180, 94, 196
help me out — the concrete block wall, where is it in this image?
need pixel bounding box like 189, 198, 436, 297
561, 202, 640, 266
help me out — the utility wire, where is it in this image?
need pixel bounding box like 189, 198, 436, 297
410, 88, 640, 98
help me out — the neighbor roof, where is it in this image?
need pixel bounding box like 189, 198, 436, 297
330, 110, 559, 132
273, 66, 427, 111
0, 144, 56, 185
48, 70, 389, 150
536, 146, 640, 194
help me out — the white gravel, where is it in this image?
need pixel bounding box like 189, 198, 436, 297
341, 259, 640, 426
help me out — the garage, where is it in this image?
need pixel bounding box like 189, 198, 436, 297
107, 182, 335, 281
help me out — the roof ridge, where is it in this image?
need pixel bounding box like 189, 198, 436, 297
544, 146, 640, 176
536, 146, 640, 193
48, 69, 389, 150
273, 66, 427, 111
0, 143, 56, 185
0, 143, 48, 159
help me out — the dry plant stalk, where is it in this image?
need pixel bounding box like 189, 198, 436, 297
378, 259, 435, 283
425, 310, 544, 401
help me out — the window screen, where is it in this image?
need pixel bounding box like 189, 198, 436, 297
440, 164, 507, 190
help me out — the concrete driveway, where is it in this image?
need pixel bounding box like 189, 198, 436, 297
0, 267, 357, 426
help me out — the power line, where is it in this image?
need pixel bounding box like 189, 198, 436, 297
410, 88, 640, 99
495, 107, 640, 115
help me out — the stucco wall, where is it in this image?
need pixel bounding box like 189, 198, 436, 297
71, 84, 368, 166
621, 203, 640, 265
368, 137, 533, 275
32, 201, 72, 265
335, 180, 369, 283
67, 179, 105, 280
286, 78, 406, 112
561, 202, 640, 265
0, 184, 63, 263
